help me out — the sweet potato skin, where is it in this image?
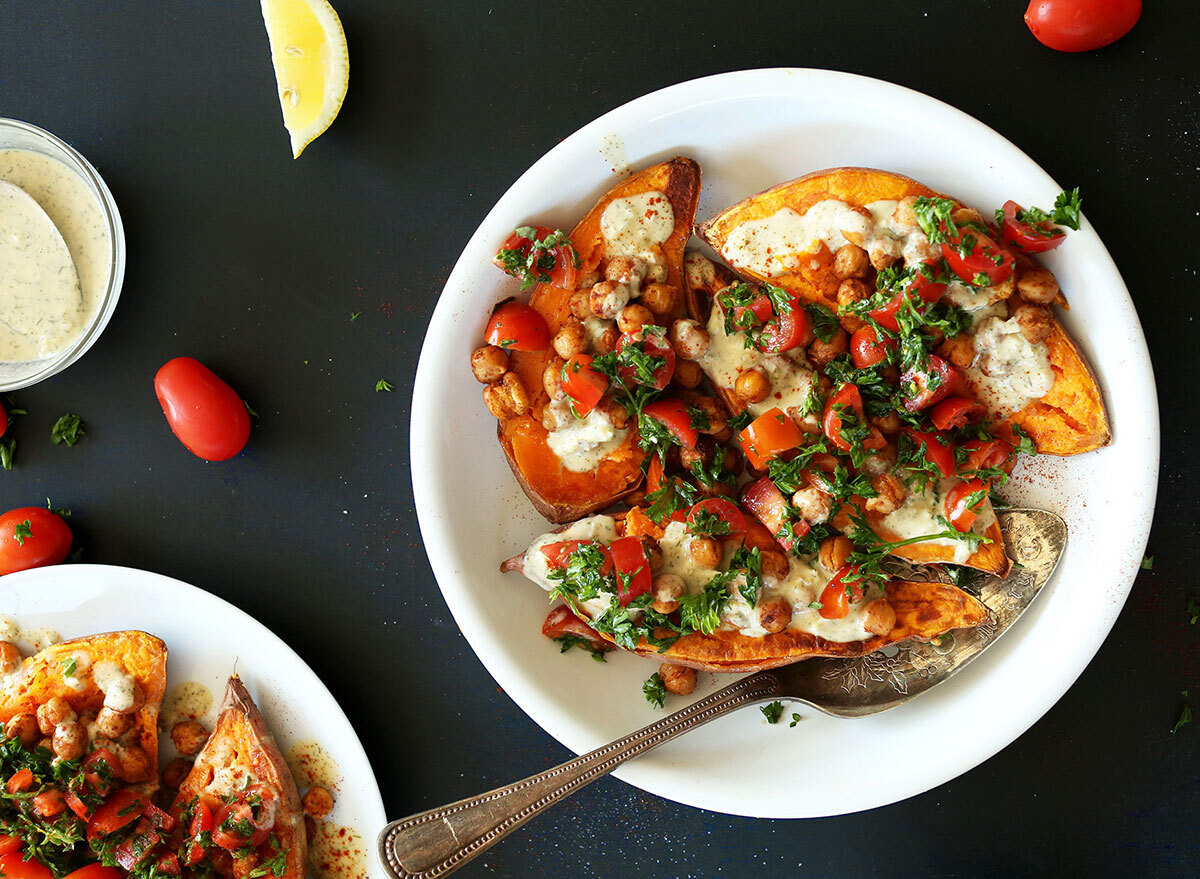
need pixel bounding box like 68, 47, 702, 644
698, 167, 1110, 455
498, 157, 702, 523
0, 631, 167, 784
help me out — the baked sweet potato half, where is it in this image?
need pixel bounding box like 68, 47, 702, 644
697, 167, 1109, 455
496, 157, 702, 522
173, 676, 306, 879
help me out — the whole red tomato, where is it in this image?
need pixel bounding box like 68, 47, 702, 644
1025, 0, 1141, 52
0, 507, 73, 575
154, 357, 251, 461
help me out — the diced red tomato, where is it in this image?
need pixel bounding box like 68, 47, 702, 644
142, 802, 176, 833
485, 301, 551, 352
941, 228, 1014, 287
64, 789, 91, 820
560, 354, 608, 417
212, 795, 271, 851
618, 330, 675, 390
0, 836, 21, 856
63, 866, 124, 879
87, 789, 146, 842
742, 477, 799, 551
642, 399, 699, 450
183, 800, 215, 867
541, 606, 611, 651
945, 478, 990, 532
189, 800, 215, 838
493, 225, 580, 289
819, 565, 865, 620
868, 263, 945, 332
83, 749, 117, 797
999, 200, 1067, 253
540, 540, 611, 572
739, 408, 804, 470
960, 438, 1013, 474
0, 853, 54, 879
7, 769, 33, 794
115, 830, 161, 871
644, 457, 687, 525
608, 536, 652, 606
902, 428, 956, 479
900, 356, 962, 411
686, 498, 746, 538
850, 325, 896, 369
154, 854, 182, 877
930, 396, 985, 431
32, 789, 65, 818
823, 384, 885, 454
758, 300, 811, 353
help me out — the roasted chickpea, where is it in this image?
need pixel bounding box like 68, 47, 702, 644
865, 473, 908, 515
651, 574, 686, 614
1015, 266, 1059, 304
673, 358, 703, 389
640, 283, 680, 318
470, 345, 508, 384
669, 319, 710, 360
839, 313, 864, 334
861, 443, 898, 476
807, 328, 848, 368
618, 303, 655, 335
757, 596, 793, 634
552, 322, 587, 360
940, 334, 976, 370
589, 280, 630, 320
112, 683, 146, 716
868, 237, 902, 270
95, 706, 132, 739
690, 396, 727, 435
37, 697, 75, 737
863, 599, 898, 636
594, 325, 620, 355
162, 757, 192, 790
893, 196, 920, 229
712, 425, 734, 444
818, 535, 853, 572
595, 397, 630, 430
302, 785, 336, 820
833, 243, 870, 280
116, 745, 152, 782
870, 412, 901, 435
52, 720, 87, 761
0, 642, 21, 675
759, 550, 790, 584
543, 357, 566, 400
734, 368, 771, 404
482, 372, 530, 420
792, 486, 832, 525
604, 255, 647, 289
951, 206, 984, 226
643, 247, 669, 284
836, 279, 870, 309
232, 853, 263, 879
577, 269, 601, 290
1012, 303, 1053, 344
659, 663, 697, 696
688, 535, 722, 570
171, 720, 210, 756
624, 489, 647, 508
5, 713, 38, 747
679, 444, 713, 471
570, 289, 595, 321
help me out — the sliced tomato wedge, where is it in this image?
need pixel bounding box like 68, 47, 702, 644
999, 200, 1067, 253
485, 301, 551, 351
822, 384, 885, 454
642, 399, 699, 450
901, 428, 956, 479
941, 228, 1015, 287
618, 330, 675, 390
88, 789, 147, 842
900, 355, 962, 412
818, 564, 866, 620
686, 498, 746, 538
930, 395, 984, 431
608, 536, 652, 606
959, 438, 1013, 474
908, 261, 948, 304
0, 836, 21, 857
732, 293, 774, 328
849, 325, 895, 369
739, 408, 804, 470
541, 605, 611, 651
560, 354, 608, 417
7, 769, 33, 794
115, 830, 161, 871
0, 853, 54, 879
945, 478, 990, 532
758, 300, 811, 353
31, 790, 65, 818
493, 225, 580, 289
742, 477, 801, 551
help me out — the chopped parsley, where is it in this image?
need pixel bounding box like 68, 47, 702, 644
1140, 555, 1154, 571
789, 713, 803, 727
686, 506, 731, 537
643, 673, 667, 709
350, 311, 362, 321
554, 634, 608, 662
760, 701, 785, 724
494, 227, 580, 292
806, 303, 840, 343
375, 379, 394, 392
644, 477, 699, 525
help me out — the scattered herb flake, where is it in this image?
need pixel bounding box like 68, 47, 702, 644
1188, 596, 1200, 625
61, 657, 77, 677
789, 713, 802, 728
760, 701, 785, 724
1, 436, 16, 470
1172, 695, 1192, 734
375, 379, 394, 393
13, 519, 32, 545
350, 311, 362, 321
50, 414, 85, 446
1140, 555, 1154, 571
643, 673, 667, 709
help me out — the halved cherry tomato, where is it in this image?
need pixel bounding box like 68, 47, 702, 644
849, 325, 895, 369
183, 800, 215, 867
64, 789, 91, 820
868, 263, 945, 332
930, 396, 985, 431
741, 477, 799, 551
758, 300, 811, 353
7, 769, 34, 794
0, 835, 22, 856
0, 507, 72, 576
88, 789, 146, 842
901, 428, 956, 479
823, 384, 885, 454
618, 330, 675, 390
945, 478, 990, 532
0, 853, 53, 879
819, 565, 865, 620
608, 536, 652, 606
908, 262, 948, 305
642, 399, 699, 450
493, 226, 580, 290
83, 749, 117, 796
212, 791, 272, 851
154, 357, 252, 461
686, 498, 746, 538
731, 293, 774, 328
484, 301, 550, 352
999, 200, 1067, 253
541, 606, 611, 650
941, 229, 1014, 287
900, 356, 962, 412
540, 540, 611, 572
560, 354, 608, 417
1025, 0, 1140, 53
960, 438, 1013, 474
63, 866, 124, 879
739, 408, 804, 470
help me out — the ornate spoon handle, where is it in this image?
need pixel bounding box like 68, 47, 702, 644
378, 672, 780, 878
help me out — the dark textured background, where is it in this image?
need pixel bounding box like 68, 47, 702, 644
1, 1, 1197, 876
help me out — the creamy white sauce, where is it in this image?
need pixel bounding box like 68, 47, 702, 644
965, 316, 1054, 414
0, 615, 61, 652
545, 405, 627, 472
0, 150, 112, 363
721, 200, 872, 277
60, 649, 93, 692
582, 317, 611, 347
600, 191, 674, 259
880, 478, 996, 564
522, 515, 620, 618
92, 659, 136, 712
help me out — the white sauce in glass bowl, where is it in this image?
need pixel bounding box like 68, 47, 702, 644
0, 149, 112, 363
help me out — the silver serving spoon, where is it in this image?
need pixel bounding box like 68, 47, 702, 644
379, 508, 1066, 879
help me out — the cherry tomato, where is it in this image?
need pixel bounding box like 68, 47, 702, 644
739, 408, 804, 470
0, 836, 21, 856
493, 226, 580, 290
484, 301, 550, 352
618, 330, 675, 390
908, 262, 948, 305
541, 605, 609, 648
900, 356, 962, 412
732, 293, 774, 328
0, 402, 6, 438
1025, 0, 1140, 52
0, 507, 72, 576
945, 478, 990, 532
818, 565, 865, 620
540, 540, 611, 572
608, 536, 652, 606
7, 769, 34, 794
686, 498, 746, 538
31, 789, 65, 818
901, 428, 956, 479
758, 301, 811, 354
823, 384, 885, 454
960, 438, 1013, 474
741, 477, 801, 551
642, 399, 698, 450
930, 396, 985, 431
941, 229, 1015, 287
211, 791, 272, 851
154, 357, 251, 462
63, 866, 124, 879
558, 354, 608, 417
87, 789, 146, 842
64, 789, 91, 820
83, 749, 118, 796
999, 200, 1067, 254
849, 325, 895, 369
0, 853, 53, 879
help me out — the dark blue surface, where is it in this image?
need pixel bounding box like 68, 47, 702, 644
0, 1, 1197, 876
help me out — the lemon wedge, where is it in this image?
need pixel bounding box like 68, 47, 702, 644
259, 0, 349, 158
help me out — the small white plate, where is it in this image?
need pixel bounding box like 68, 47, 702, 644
2, 564, 386, 874
411, 68, 1158, 818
